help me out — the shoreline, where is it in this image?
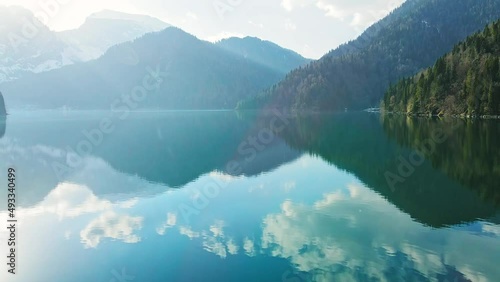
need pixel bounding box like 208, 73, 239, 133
382, 112, 500, 119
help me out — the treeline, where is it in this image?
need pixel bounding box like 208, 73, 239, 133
383, 20, 500, 116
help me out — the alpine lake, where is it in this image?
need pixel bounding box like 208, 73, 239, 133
0, 110, 498, 282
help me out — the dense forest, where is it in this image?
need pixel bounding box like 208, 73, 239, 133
383, 20, 500, 116
238, 0, 500, 112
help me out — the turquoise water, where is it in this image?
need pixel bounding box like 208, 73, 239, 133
0, 111, 498, 282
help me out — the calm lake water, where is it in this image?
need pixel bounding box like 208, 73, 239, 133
0, 111, 499, 282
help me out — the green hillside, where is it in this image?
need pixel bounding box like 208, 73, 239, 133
383, 20, 500, 116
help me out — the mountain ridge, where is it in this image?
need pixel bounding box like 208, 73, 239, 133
58, 9, 170, 61
238, 0, 500, 112
216, 36, 311, 74
1, 27, 291, 110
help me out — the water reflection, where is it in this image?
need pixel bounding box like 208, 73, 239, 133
0, 116, 5, 139
259, 183, 499, 281
382, 115, 500, 206
277, 113, 499, 227
0, 112, 498, 282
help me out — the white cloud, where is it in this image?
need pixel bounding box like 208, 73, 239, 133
209, 220, 225, 238
259, 184, 500, 281
179, 226, 201, 239
80, 211, 143, 248
314, 0, 405, 30
202, 235, 227, 258
119, 198, 139, 209
25, 183, 113, 219
350, 12, 364, 27
209, 171, 240, 182
316, 1, 345, 21
281, 0, 294, 11
243, 237, 257, 257
314, 190, 344, 209
156, 213, 177, 235
281, 0, 315, 12
226, 238, 239, 255
482, 224, 500, 237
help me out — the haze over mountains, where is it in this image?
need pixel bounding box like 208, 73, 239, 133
0, 6, 169, 84
216, 37, 311, 74
0, 11, 309, 111
59, 9, 170, 61
0, 6, 79, 83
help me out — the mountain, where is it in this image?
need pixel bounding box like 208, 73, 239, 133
1, 27, 285, 110
0, 7, 170, 84
216, 37, 311, 73
381, 115, 500, 206
58, 10, 170, 61
238, 0, 500, 112
0, 6, 81, 83
383, 20, 500, 116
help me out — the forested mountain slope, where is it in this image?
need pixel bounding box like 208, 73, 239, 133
383, 20, 500, 116
238, 0, 500, 112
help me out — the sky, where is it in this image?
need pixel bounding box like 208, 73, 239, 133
1, 0, 405, 59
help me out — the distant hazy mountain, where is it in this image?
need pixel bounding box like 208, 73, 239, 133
2, 27, 285, 110
238, 0, 500, 112
0, 6, 81, 83
0, 7, 169, 84
216, 37, 310, 73
58, 10, 170, 61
